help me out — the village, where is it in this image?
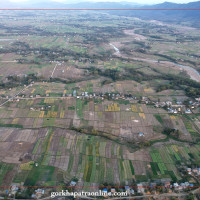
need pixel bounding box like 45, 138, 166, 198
2, 87, 199, 115
5, 175, 200, 199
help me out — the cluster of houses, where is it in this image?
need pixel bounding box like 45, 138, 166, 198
187, 167, 200, 176
69, 90, 138, 101
95, 181, 196, 197
69, 179, 196, 198
5, 184, 45, 199
30, 105, 51, 111
1, 88, 199, 115
155, 99, 199, 114
100, 181, 195, 197
31, 189, 45, 199
6, 178, 197, 199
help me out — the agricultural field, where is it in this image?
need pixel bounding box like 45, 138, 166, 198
0, 97, 188, 142
0, 127, 200, 190
0, 9, 199, 198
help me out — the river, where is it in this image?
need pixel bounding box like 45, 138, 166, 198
175, 63, 200, 76
109, 42, 200, 82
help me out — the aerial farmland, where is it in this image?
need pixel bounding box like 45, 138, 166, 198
0, 8, 199, 199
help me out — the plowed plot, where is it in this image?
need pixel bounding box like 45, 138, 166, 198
0, 99, 169, 142
21, 128, 151, 184
52, 65, 85, 80
0, 128, 46, 164
132, 161, 146, 175
162, 118, 174, 129
0, 62, 54, 78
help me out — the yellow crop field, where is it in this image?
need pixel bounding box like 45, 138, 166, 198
39, 111, 45, 118
131, 105, 138, 112
144, 88, 153, 92
46, 111, 57, 118
83, 163, 89, 181
12, 118, 19, 124
172, 145, 178, 152
98, 112, 102, 118
105, 103, 120, 112
139, 113, 146, 119
170, 115, 176, 119
95, 105, 98, 112
0, 91, 5, 94
96, 142, 100, 157
31, 89, 35, 94
46, 90, 51, 94
20, 161, 34, 170
27, 100, 34, 106
60, 110, 65, 118
44, 98, 55, 104
139, 106, 143, 112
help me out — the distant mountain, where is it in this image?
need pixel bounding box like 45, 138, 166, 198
0, 1, 142, 9
123, 1, 200, 28
1, 1, 200, 28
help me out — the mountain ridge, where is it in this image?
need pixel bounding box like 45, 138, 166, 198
0, 1, 200, 28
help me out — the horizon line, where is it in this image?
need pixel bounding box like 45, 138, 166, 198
0, 8, 200, 10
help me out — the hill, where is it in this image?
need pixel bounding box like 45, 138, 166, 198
0, 1, 200, 27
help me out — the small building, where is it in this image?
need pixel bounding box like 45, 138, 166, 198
187, 168, 192, 172
125, 186, 130, 194
164, 182, 171, 187
180, 183, 186, 188
137, 183, 145, 193
185, 109, 192, 114
185, 182, 190, 187
193, 168, 198, 173
31, 194, 37, 198
173, 109, 178, 114
102, 188, 108, 197
111, 188, 116, 193
130, 189, 135, 195
139, 132, 144, 137
34, 189, 45, 198
70, 181, 77, 186
73, 90, 76, 97
173, 182, 180, 190
190, 184, 194, 187
11, 185, 19, 195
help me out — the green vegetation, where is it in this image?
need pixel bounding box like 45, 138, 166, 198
0, 163, 14, 185
0, 124, 23, 128
154, 114, 163, 124
24, 165, 55, 186
76, 99, 83, 118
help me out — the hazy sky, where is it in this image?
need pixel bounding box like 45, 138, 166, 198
8, 0, 199, 4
